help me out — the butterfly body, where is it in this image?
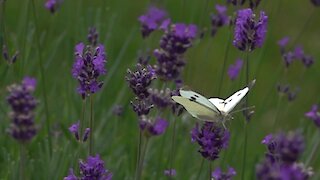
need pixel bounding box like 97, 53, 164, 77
172, 80, 255, 124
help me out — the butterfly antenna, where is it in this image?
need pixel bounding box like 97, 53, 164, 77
229, 106, 255, 115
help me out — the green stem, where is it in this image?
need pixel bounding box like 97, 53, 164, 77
89, 95, 94, 155
196, 158, 205, 180
241, 51, 250, 180
208, 161, 212, 180
137, 137, 149, 180
31, 0, 52, 157
135, 130, 142, 180
272, 96, 282, 130
168, 118, 177, 178
19, 144, 26, 180
306, 130, 320, 166
80, 99, 86, 142
216, 28, 232, 96
291, 7, 315, 46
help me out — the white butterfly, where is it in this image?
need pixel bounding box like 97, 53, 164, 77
172, 80, 255, 125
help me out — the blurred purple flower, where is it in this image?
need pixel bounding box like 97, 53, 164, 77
87, 27, 99, 46
83, 128, 90, 142
2, 45, 19, 64
233, 9, 268, 51
164, 169, 176, 177
212, 167, 236, 180
211, 5, 230, 36
139, 116, 169, 137
138, 6, 169, 38
131, 99, 154, 116
227, 0, 245, 6
148, 88, 173, 109
65, 154, 112, 180
126, 64, 156, 100
154, 23, 197, 81
6, 77, 38, 142
72, 42, 107, 99
69, 122, 80, 141
278, 37, 290, 54
305, 104, 320, 127
112, 104, 124, 116
311, 0, 320, 6
191, 122, 230, 161
227, 59, 243, 81
45, 0, 63, 13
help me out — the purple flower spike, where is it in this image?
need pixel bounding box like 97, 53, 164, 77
277, 37, 290, 52
227, 59, 243, 81
164, 169, 177, 177
191, 122, 230, 161
83, 128, 90, 142
311, 0, 320, 6
45, 0, 62, 14
138, 6, 169, 38
7, 77, 38, 142
212, 167, 236, 180
72, 41, 107, 99
233, 9, 268, 51
139, 116, 169, 137
69, 122, 80, 141
210, 5, 230, 36
305, 104, 320, 127
65, 154, 112, 180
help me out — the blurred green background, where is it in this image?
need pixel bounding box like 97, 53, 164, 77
0, 0, 320, 179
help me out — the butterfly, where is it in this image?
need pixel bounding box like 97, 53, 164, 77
171, 80, 255, 126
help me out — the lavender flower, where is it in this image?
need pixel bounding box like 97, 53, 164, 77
305, 104, 320, 127
262, 131, 305, 164
311, 0, 320, 6
126, 64, 156, 99
72, 42, 107, 99
69, 122, 80, 141
276, 84, 300, 102
233, 9, 268, 51
249, 0, 262, 9
2, 45, 19, 64
87, 27, 99, 46
154, 23, 197, 81
191, 122, 230, 161
227, 0, 245, 6
212, 167, 236, 180
227, 59, 243, 80
210, 5, 230, 36
131, 99, 154, 116
45, 0, 62, 13
139, 116, 169, 137
6, 77, 38, 142
148, 88, 173, 109
138, 6, 169, 38
164, 169, 176, 177
65, 154, 112, 180
83, 128, 90, 142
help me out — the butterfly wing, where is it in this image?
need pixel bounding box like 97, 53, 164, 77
172, 96, 220, 121
223, 87, 249, 113
179, 89, 220, 113
208, 98, 225, 112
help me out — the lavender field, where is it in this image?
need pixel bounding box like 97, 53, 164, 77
0, 0, 320, 179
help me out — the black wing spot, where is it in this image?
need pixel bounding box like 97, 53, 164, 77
228, 99, 232, 102
190, 97, 196, 102
237, 93, 241, 96
194, 94, 199, 98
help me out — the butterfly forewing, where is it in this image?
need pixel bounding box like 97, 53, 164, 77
208, 98, 225, 112
179, 89, 220, 113
223, 87, 249, 113
172, 96, 220, 121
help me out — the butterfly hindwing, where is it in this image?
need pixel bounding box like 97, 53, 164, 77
172, 96, 219, 121
179, 89, 220, 113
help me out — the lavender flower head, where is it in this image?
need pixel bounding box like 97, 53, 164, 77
305, 104, 320, 127
154, 23, 197, 81
227, 59, 243, 81
212, 167, 236, 180
65, 154, 112, 180
138, 6, 169, 38
45, 0, 63, 13
164, 169, 176, 177
311, 0, 320, 6
257, 131, 312, 179
126, 64, 156, 99
210, 5, 230, 36
87, 27, 99, 46
148, 88, 173, 109
68, 122, 90, 142
191, 122, 230, 161
6, 77, 38, 142
139, 116, 169, 137
233, 9, 268, 51
72, 42, 107, 99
